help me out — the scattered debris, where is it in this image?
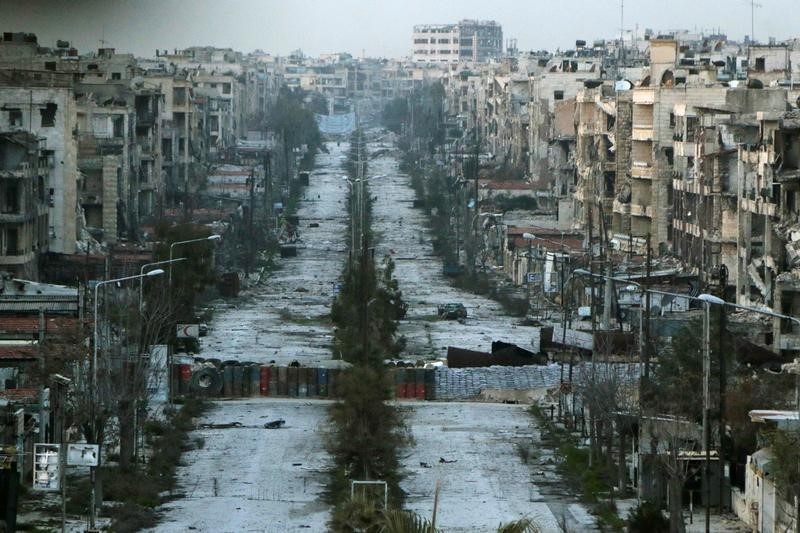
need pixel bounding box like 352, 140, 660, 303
439, 457, 457, 464
198, 422, 243, 429
264, 419, 286, 429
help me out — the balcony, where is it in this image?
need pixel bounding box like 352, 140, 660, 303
629, 203, 653, 218
674, 141, 696, 157
632, 89, 655, 104
631, 164, 654, 179
136, 111, 155, 127
632, 126, 654, 141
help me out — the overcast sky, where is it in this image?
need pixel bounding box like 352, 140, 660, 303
3, 0, 798, 59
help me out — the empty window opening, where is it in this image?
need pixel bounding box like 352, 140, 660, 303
40, 103, 57, 127
8, 108, 22, 126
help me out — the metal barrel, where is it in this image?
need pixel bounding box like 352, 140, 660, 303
277, 366, 288, 396
269, 365, 279, 395
223, 365, 234, 397
287, 366, 299, 397
171, 364, 182, 398
424, 368, 436, 400
250, 364, 260, 397
298, 367, 308, 398
240, 365, 251, 396
328, 368, 338, 398
393, 367, 404, 399
180, 364, 192, 395
260, 366, 270, 396
415, 368, 426, 399
317, 368, 329, 397
307, 366, 318, 397
233, 365, 244, 397
403, 368, 417, 398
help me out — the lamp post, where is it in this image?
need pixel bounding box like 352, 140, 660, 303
168, 235, 221, 283
573, 268, 717, 529
139, 258, 186, 311
90, 268, 164, 529
522, 233, 537, 314
342, 176, 357, 254
699, 294, 800, 526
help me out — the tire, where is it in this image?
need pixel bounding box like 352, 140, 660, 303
190, 367, 223, 397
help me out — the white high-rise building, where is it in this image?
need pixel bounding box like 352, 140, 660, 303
412, 20, 503, 64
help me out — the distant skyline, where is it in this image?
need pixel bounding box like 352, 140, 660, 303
3, 0, 798, 59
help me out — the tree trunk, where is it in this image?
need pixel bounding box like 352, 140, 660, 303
668, 473, 686, 533
618, 429, 627, 493
118, 399, 135, 469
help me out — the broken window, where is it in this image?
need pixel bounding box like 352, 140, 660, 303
222, 83, 231, 94
8, 108, 22, 126
664, 147, 674, 166
669, 112, 676, 128
755, 57, 766, 72
553, 90, 564, 101
686, 116, 698, 142
0, 182, 20, 213
3, 228, 19, 255
112, 115, 124, 138
173, 88, 186, 105
40, 103, 57, 127
44, 61, 56, 71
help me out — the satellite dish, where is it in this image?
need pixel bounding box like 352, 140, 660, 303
615, 79, 633, 91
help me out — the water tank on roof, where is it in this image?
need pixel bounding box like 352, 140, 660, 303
576, 40, 586, 49
56, 40, 69, 49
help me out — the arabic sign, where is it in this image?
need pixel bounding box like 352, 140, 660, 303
525, 272, 542, 284
33, 444, 60, 491
67, 444, 99, 467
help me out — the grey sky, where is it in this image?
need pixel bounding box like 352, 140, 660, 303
3, 0, 797, 59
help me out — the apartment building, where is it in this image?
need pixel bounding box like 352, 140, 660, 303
413, 20, 502, 64
0, 70, 78, 256
736, 110, 800, 352
0, 132, 51, 278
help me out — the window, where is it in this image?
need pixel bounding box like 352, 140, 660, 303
40, 103, 57, 127
8, 109, 22, 126
3, 228, 19, 255
553, 90, 564, 101
112, 115, 124, 138
686, 116, 698, 142
755, 57, 766, 72
1, 182, 19, 213
44, 61, 56, 71
669, 112, 676, 128
111, 72, 121, 80
222, 83, 231, 94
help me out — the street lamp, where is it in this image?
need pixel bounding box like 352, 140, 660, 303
139, 258, 186, 310
168, 235, 221, 283
90, 268, 164, 529
573, 268, 718, 527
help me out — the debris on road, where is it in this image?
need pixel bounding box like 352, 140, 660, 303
264, 419, 286, 429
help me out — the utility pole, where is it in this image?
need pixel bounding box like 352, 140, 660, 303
247, 168, 255, 276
